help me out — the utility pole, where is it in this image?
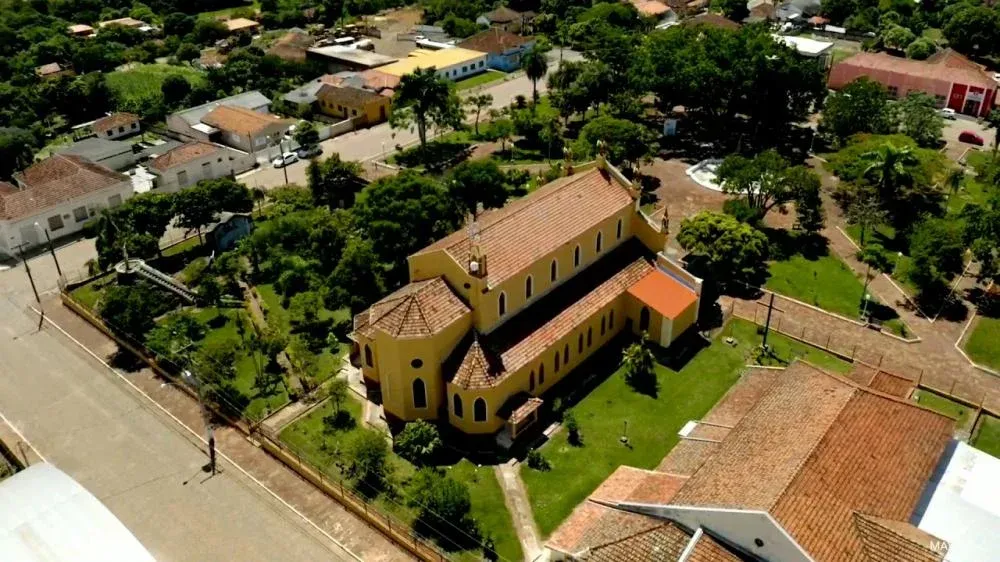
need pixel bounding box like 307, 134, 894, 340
280, 139, 289, 186
761, 292, 776, 350
182, 369, 216, 475
14, 243, 40, 305
860, 261, 872, 322
35, 223, 62, 277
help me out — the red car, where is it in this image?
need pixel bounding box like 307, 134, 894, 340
959, 131, 985, 146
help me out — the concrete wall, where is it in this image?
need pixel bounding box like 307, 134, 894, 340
435, 55, 489, 81
0, 181, 132, 258
151, 147, 255, 194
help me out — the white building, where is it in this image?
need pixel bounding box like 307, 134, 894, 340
148, 141, 256, 193
92, 112, 141, 140
0, 154, 132, 258
377, 47, 489, 82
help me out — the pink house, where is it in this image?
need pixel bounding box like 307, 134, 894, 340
828, 49, 997, 117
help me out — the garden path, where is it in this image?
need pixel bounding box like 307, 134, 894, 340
496, 461, 543, 562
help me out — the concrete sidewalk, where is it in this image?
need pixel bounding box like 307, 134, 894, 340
36, 296, 414, 562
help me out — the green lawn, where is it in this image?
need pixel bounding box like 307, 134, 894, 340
162, 235, 202, 257
198, 0, 260, 19
914, 389, 970, 428
965, 316, 1000, 372
522, 323, 748, 536
280, 399, 521, 561
70, 276, 115, 311
766, 252, 908, 336
455, 70, 506, 91
724, 318, 851, 374
106, 64, 207, 109
973, 415, 1000, 458
256, 283, 291, 332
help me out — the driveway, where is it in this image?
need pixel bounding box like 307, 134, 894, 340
245, 49, 584, 190
942, 116, 994, 162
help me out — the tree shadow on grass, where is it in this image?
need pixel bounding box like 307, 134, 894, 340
762, 228, 829, 261
967, 286, 1000, 318
109, 348, 146, 373
651, 330, 710, 372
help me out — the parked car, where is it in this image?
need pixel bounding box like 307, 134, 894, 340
940, 108, 956, 120
297, 144, 322, 159
959, 131, 985, 146
272, 152, 299, 168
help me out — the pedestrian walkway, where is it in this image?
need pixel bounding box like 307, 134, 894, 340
496, 461, 544, 561
40, 296, 414, 562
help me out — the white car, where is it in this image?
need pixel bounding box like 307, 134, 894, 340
940, 108, 957, 120
272, 152, 299, 168
297, 145, 322, 159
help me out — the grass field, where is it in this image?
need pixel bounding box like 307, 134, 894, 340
522, 319, 776, 536
280, 399, 522, 561
766, 252, 908, 337
965, 316, 1000, 372
455, 70, 506, 91
70, 275, 115, 311
973, 415, 1000, 457
198, 0, 260, 19
914, 389, 970, 428
724, 318, 851, 374
106, 64, 207, 108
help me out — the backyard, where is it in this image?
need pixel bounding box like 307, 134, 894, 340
521, 317, 850, 536
279, 397, 522, 562
106, 63, 208, 109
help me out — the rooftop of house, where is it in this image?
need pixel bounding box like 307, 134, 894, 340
1, 155, 128, 221
832, 48, 995, 90
316, 83, 385, 107
35, 63, 64, 76
481, 6, 532, 23
307, 45, 397, 68
201, 105, 290, 136
98, 17, 146, 28
413, 167, 636, 288
54, 137, 134, 162
457, 28, 535, 55
631, 0, 673, 17
171, 91, 271, 126
377, 47, 487, 77
680, 12, 740, 30
547, 361, 957, 562
225, 17, 260, 32
444, 242, 657, 390
93, 112, 139, 134
67, 24, 94, 33
148, 141, 221, 172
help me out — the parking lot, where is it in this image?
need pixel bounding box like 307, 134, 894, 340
942, 114, 995, 162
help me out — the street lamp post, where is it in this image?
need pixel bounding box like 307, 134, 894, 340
34, 222, 62, 278
13, 242, 40, 305
182, 369, 216, 475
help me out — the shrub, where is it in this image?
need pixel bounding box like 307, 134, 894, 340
526, 450, 551, 471
564, 409, 582, 446
395, 419, 443, 465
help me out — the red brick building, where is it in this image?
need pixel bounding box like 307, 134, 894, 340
829, 49, 997, 117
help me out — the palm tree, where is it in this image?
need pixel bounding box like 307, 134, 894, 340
465, 93, 493, 136
521, 46, 549, 104
860, 143, 919, 201
391, 67, 453, 149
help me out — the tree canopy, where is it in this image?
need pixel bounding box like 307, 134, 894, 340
390, 67, 461, 149
677, 211, 770, 288
820, 78, 893, 143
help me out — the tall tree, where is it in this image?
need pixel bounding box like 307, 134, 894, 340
961, 192, 1000, 285
447, 160, 522, 215
713, 0, 748, 22
521, 45, 549, 102
465, 93, 493, 136
577, 115, 655, 168
677, 211, 770, 288
390, 67, 460, 149
716, 150, 822, 221
0, 128, 36, 180
307, 154, 364, 209
943, 5, 1000, 58
294, 121, 320, 150
895, 92, 944, 148
819, 78, 893, 143
908, 217, 966, 300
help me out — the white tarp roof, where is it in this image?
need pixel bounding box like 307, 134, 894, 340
0, 463, 156, 562
774, 35, 834, 56
915, 441, 1000, 562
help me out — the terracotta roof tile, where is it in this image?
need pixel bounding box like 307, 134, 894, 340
771, 389, 953, 561
656, 439, 719, 474
830, 49, 995, 92
587, 523, 691, 562
482, 6, 525, 23
631, 0, 673, 17
686, 533, 743, 562
590, 466, 688, 505
201, 105, 290, 136
700, 366, 781, 428
627, 268, 699, 319
149, 142, 221, 171
414, 167, 636, 288
446, 246, 652, 389
457, 28, 534, 55
35, 63, 63, 76
355, 277, 469, 339
869, 370, 916, 398
225, 18, 260, 32
2, 155, 128, 220
853, 513, 945, 562
93, 112, 139, 134
546, 502, 664, 555
672, 362, 858, 509
316, 83, 383, 107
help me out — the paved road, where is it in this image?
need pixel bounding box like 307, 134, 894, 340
245, 49, 584, 190
0, 295, 356, 562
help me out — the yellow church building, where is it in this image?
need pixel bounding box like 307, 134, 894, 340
350, 158, 703, 441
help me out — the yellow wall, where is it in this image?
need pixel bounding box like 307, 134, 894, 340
446, 298, 628, 434
317, 95, 391, 126
476, 205, 634, 334
670, 299, 698, 343
631, 209, 667, 254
